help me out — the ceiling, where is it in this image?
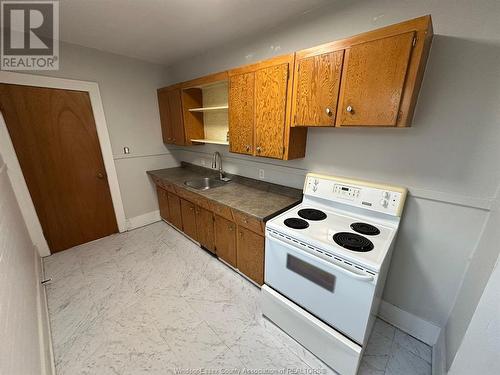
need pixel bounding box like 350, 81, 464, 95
59, 0, 330, 66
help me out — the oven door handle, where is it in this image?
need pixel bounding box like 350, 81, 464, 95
268, 233, 375, 282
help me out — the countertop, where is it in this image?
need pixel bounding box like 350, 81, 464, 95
147, 162, 302, 221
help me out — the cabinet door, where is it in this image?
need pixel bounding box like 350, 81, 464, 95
229, 72, 254, 155
157, 90, 174, 144
167, 89, 186, 144
214, 215, 237, 267
157, 186, 170, 221
237, 226, 265, 285
337, 32, 415, 126
255, 63, 289, 159
195, 206, 215, 253
293, 50, 344, 126
167, 192, 183, 230
180, 198, 197, 240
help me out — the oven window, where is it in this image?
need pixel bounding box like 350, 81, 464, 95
286, 254, 335, 292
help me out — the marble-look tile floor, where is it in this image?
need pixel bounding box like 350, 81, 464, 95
44, 221, 432, 375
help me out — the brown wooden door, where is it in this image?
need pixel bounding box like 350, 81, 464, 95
254, 63, 289, 159
157, 186, 170, 221
157, 89, 174, 144
180, 198, 197, 240
337, 32, 416, 126
214, 215, 237, 267
293, 50, 344, 126
237, 226, 265, 285
167, 192, 183, 230
0, 84, 118, 253
195, 206, 215, 253
228, 72, 254, 155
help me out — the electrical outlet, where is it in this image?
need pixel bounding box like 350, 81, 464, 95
258, 169, 265, 179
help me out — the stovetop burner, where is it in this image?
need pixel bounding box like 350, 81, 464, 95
333, 232, 374, 252
284, 218, 309, 229
298, 208, 327, 221
350, 222, 380, 236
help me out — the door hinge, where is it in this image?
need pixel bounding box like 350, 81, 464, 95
412, 36, 417, 47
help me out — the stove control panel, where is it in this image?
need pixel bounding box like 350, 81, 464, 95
304, 174, 407, 217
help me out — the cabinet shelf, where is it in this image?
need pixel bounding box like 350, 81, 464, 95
191, 138, 229, 145
188, 105, 228, 112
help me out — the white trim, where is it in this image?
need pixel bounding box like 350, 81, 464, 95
0, 71, 127, 256
432, 326, 447, 375
126, 210, 161, 230
378, 300, 441, 346
35, 249, 55, 375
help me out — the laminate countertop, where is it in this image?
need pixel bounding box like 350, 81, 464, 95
147, 162, 302, 221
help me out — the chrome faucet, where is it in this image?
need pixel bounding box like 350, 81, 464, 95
211, 151, 230, 181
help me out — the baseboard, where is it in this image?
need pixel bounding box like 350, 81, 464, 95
126, 210, 161, 230
432, 326, 447, 375
378, 300, 441, 346
35, 248, 56, 375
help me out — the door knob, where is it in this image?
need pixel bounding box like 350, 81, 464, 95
346, 105, 353, 113
97, 172, 105, 179
325, 107, 333, 117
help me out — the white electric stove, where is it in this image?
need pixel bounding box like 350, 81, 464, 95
261, 173, 407, 375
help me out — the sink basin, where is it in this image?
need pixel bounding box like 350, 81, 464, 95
184, 177, 227, 190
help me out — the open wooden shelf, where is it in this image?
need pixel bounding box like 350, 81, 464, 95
188, 105, 228, 112
191, 138, 229, 145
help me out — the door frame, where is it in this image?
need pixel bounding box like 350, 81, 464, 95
0, 71, 126, 257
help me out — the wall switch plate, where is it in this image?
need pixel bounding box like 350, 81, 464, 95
258, 169, 265, 179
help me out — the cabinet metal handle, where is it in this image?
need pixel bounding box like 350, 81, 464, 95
346, 105, 353, 113
96, 172, 105, 179
256, 146, 262, 153
325, 107, 333, 117
245, 145, 251, 152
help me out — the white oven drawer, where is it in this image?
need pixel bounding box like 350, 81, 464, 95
264, 233, 376, 344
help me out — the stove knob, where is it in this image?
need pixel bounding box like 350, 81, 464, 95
382, 191, 390, 199
380, 199, 389, 208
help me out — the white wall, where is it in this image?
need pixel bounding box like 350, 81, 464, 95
0, 154, 53, 375
445, 188, 500, 368
28, 42, 179, 221
448, 253, 500, 375
166, 0, 500, 330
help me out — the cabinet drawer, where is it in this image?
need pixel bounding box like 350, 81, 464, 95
233, 210, 263, 235
196, 195, 212, 211
211, 201, 233, 221
175, 186, 199, 204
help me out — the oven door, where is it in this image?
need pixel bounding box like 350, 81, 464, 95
264, 233, 376, 344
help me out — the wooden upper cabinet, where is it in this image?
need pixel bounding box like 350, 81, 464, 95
229, 72, 254, 155
292, 50, 344, 127
254, 63, 289, 159
337, 32, 416, 126
157, 88, 186, 145
228, 54, 305, 160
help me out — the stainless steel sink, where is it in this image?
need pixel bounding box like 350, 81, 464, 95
184, 177, 227, 190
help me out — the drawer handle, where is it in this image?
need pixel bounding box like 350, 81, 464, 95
325, 107, 333, 117
346, 105, 353, 113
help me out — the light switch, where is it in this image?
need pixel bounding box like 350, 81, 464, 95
123, 147, 130, 154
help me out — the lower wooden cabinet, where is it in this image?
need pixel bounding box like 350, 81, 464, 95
180, 198, 197, 241
195, 206, 215, 253
237, 226, 265, 285
155, 183, 265, 286
157, 187, 170, 221
167, 192, 183, 230
214, 215, 237, 267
